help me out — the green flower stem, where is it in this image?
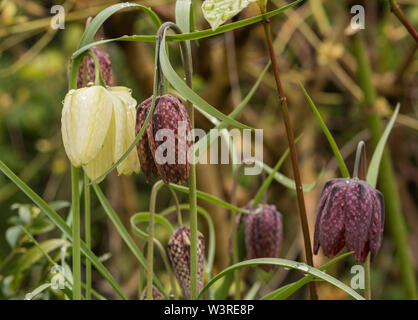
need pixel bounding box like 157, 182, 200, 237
71, 165, 81, 300
260, 11, 318, 300
157, 22, 198, 300
230, 164, 245, 300
353, 33, 417, 299
364, 254, 371, 300
147, 180, 164, 300
84, 174, 91, 300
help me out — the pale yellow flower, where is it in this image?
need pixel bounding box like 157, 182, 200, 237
61, 85, 140, 182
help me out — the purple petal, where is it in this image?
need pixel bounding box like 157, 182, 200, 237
344, 180, 373, 262
318, 181, 346, 257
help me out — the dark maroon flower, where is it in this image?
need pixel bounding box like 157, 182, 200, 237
167, 227, 205, 299
313, 178, 385, 262
136, 94, 192, 184
141, 285, 165, 300
241, 203, 283, 271
77, 48, 113, 88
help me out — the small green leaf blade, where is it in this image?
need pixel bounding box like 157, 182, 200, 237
298, 81, 350, 178
366, 103, 400, 188
159, 30, 251, 130
198, 257, 364, 300
261, 252, 353, 300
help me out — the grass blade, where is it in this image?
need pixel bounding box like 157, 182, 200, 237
168, 183, 251, 214
198, 257, 364, 300
72, 0, 304, 58
0, 160, 126, 299
261, 252, 353, 300
255, 159, 322, 192
298, 81, 350, 178
366, 103, 400, 188
92, 184, 168, 298
159, 30, 251, 130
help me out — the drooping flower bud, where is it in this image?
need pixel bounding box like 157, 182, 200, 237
167, 227, 205, 299
61, 85, 140, 182
313, 178, 385, 262
136, 94, 192, 184
77, 48, 113, 88
242, 203, 283, 271
140, 285, 165, 300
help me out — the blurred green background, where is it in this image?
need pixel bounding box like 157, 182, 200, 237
0, 0, 417, 299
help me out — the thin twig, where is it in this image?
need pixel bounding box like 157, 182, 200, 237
388, 0, 418, 43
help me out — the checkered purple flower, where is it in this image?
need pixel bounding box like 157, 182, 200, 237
136, 95, 192, 184
313, 178, 385, 262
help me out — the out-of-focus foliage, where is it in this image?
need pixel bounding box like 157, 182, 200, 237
0, 0, 417, 300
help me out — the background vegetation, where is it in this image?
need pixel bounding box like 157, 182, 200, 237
0, 0, 417, 299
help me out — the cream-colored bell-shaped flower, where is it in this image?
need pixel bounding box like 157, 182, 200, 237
61, 85, 140, 182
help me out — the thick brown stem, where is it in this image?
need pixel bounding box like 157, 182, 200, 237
262, 19, 318, 300
388, 0, 418, 43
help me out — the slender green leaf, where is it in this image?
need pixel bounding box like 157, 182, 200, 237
24, 283, 52, 300
72, 0, 303, 58
92, 184, 168, 298
202, 0, 258, 31
255, 159, 322, 192
252, 136, 301, 206
0, 160, 127, 299
261, 252, 353, 300
175, 0, 193, 66
298, 82, 350, 178
130, 212, 175, 240
198, 257, 364, 300
160, 30, 251, 130
15, 239, 68, 273
194, 62, 270, 155
79, 3, 161, 48
169, 183, 251, 214
366, 103, 400, 188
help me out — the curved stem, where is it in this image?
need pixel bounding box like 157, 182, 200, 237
261, 13, 318, 300
84, 174, 91, 300
147, 180, 164, 300
230, 163, 246, 299
168, 186, 183, 226
388, 0, 418, 43
157, 22, 197, 299
154, 239, 178, 299
71, 166, 81, 300
353, 141, 367, 179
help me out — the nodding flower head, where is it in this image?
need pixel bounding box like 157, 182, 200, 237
77, 48, 113, 88
167, 227, 205, 299
61, 85, 140, 182
240, 202, 283, 271
136, 94, 192, 184
313, 178, 385, 262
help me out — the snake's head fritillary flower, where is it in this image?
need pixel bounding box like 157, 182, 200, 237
167, 227, 205, 299
313, 178, 385, 262
61, 85, 140, 182
136, 94, 192, 184
140, 285, 165, 300
242, 202, 283, 271
77, 48, 113, 88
